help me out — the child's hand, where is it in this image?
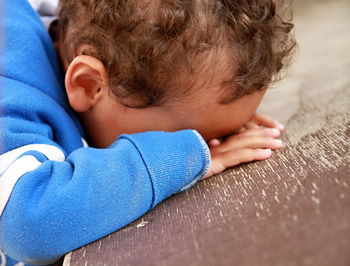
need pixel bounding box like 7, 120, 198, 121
203, 114, 283, 179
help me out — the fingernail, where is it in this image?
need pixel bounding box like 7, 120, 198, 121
273, 139, 283, 147
277, 123, 285, 130
271, 128, 281, 136
260, 149, 272, 156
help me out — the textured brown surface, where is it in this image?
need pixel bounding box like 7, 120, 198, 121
65, 1, 350, 266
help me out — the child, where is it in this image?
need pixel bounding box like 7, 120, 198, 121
0, 0, 295, 265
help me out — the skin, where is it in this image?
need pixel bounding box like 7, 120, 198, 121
62, 47, 285, 179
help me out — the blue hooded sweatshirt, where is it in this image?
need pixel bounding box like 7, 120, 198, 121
0, 0, 210, 264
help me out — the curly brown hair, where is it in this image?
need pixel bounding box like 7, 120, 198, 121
57, 0, 296, 107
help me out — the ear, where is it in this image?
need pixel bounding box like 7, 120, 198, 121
65, 55, 108, 112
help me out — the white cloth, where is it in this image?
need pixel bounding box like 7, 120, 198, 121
27, 0, 58, 28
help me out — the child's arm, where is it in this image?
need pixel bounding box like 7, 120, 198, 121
0, 127, 209, 265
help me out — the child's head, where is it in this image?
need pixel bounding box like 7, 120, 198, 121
56, 0, 296, 147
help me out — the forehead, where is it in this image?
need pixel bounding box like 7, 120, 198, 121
166, 89, 265, 140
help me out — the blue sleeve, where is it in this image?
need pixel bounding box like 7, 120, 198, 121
0, 0, 210, 265
0, 129, 209, 265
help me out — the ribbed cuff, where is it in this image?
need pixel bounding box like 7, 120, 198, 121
179, 130, 210, 191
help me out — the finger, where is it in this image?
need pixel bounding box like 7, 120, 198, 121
221, 148, 272, 166
244, 122, 260, 129
218, 136, 283, 152
223, 128, 280, 146
238, 127, 281, 138
203, 148, 272, 178
253, 113, 285, 130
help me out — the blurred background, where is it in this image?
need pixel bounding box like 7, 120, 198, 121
261, 0, 350, 145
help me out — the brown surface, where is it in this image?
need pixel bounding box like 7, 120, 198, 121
65, 1, 350, 266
